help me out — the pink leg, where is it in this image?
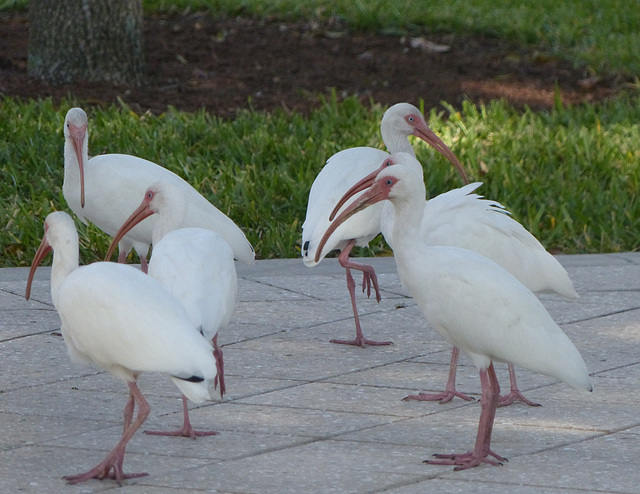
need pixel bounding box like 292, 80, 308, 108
122, 389, 135, 432
144, 395, 218, 439
115, 389, 136, 477
212, 333, 225, 398
424, 363, 508, 471
116, 248, 148, 274
139, 255, 149, 274
498, 364, 541, 407
330, 240, 392, 347
64, 381, 150, 485
404, 347, 474, 403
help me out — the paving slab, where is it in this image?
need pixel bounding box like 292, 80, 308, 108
1, 254, 640, 493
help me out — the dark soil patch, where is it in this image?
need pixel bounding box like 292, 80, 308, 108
0, 11, 628, 118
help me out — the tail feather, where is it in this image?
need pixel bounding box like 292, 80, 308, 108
170, 375, 211, 403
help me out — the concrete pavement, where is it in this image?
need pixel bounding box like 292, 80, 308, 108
1, 253, 640, 493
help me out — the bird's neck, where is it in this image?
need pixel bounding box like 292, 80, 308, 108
381, 130, 416, 156
389, 194, 424, 247
152, 204, 189, 245
50, 240, 80, 308
152, 221, 170, 245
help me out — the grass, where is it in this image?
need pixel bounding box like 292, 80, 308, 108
2, 93, 640, 268
434, 98, 640, 253
4, 1, 640, 76
142, 0, 640, 76
1, 95, 389, 266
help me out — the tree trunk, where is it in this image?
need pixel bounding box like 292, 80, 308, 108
28, 0, 146, 86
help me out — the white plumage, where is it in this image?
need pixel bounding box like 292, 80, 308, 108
63, 107, 254, 272
303, 147, 390, 266
317, 154, 592, 470
302, 103, 468, 346
150, 229, 237, 346
382, 181, 577, 299
26, 211, 216, 483
332, 153, 577, 404
107, 180, 238, 438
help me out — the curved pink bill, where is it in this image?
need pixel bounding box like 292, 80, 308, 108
25, 227, 52, 301
315, 174, 393, 264
329, 159, 393, 222
104, 201, 155, 262
329, 126, 467, 223
69, 123, 87, 208
413, 123, 469, 186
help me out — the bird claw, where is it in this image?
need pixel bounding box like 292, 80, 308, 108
497, 389, 541, 407
360, 270, 382, 303
212, 335, 226, 398
214, 374, 225, 398
63, 456, 148, 485
330, 336, 393, 347
425, 449, 507, 470
144, 428, 219, 439
403, 390, 475, 404
213, 355, 225, 398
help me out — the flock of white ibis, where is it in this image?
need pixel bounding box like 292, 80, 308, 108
25, 103, 591, 483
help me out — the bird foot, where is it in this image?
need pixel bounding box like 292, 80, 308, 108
63, 453, 147, 485
403, 389, 475, 404
330, 336, 393, 347
213, 346, 225, 398
214, 374, 225, 398
425, 449, 507, 471
144, 427, 219, 440
497, 389, 541, 407
360, 271, 382, 303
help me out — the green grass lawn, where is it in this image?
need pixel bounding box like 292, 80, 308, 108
5, 0, 640, 76
143, 0, 640, 76
2, 93, 640, 267
2, 0, 640, 267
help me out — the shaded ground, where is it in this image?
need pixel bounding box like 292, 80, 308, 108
0, 11, 628, 118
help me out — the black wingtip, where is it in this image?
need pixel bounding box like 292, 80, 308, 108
178, 375, 205, 383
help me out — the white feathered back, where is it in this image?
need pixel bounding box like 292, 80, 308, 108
382, 181, 577, 299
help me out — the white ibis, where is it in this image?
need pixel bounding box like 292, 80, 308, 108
25, 211, 216, 484
63, 107, 254, 272
317, 154, 592, 470
330, 156, 578, 406
106, 180, 238, 438
301, 103, 469, 347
